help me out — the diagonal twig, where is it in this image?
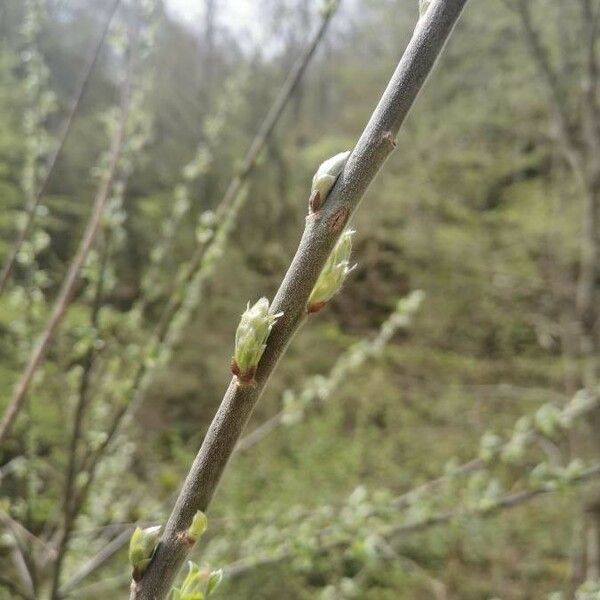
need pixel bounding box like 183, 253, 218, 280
0, 0, 121, 295
0, 38, 133, 448
131, 2, 469, 598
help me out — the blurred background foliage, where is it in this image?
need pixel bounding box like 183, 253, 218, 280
0, 0, 596, 598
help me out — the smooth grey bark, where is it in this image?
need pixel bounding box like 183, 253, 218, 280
130, 2, 469, 598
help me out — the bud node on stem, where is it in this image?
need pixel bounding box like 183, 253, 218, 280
307, 300, 327, 314
382, 130, 397, 148
310, 150, 350, 215
232, 298, 282, 381
231, 358, 257, 386
328, 206, 350, 233
177, 530, 196, 548
307, 229, 356, 313
308, 189, 322, 213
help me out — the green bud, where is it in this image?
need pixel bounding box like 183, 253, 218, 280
514, 415, 532, 434
308, 229, 356, 313
528, 462, 553, 490
500, 433, 526, 465
561, 390, 597, 428
232, 297, 282, 384
534, 404, 563, 439
478, 432, 503, 463
206, 569, 223, 596
172, 561, 222, 600
310, 150, 350, 212
187, 510, 208, 542
129, 525, 161, 580
562, 459, 586, 482
320, 0, 339, 18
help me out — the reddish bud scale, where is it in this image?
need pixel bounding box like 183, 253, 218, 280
307, 301, 327, 314
177, 530, 196, 549
230, 358, 257, 386
308, 189, 322, 213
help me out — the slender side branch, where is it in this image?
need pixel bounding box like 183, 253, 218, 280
0, 575, 34, 600
0, 0, 121, 295
0, 60, 132, 447
512, 0, 585, 179
57, 528, 134, 598
223, 463, 600, 580
132, 2, 468, 598
49, 236, 112, 600
575, 0, 600, 351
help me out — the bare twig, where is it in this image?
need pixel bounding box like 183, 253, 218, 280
57, 528, 134, 598
1, 518, 36, 598
0, 575, 34, 600
0, 45, 133, 448
0, 0, 121, 294
49, 235, 112, 599
131, 2, 468, 598
575, 0, 600, 363
511, 0, 585, 179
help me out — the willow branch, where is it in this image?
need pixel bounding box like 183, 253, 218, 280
0, 54, 132, 447
67, 0, 340, 526
1, 515, 36, 598
0, 0, 121, 295
131, 2, 468, 598
389, 463, 600, 538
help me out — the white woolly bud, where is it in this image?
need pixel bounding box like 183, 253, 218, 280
309, 150, 350, 212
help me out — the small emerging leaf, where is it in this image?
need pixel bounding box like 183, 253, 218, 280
187, 511, 208, 542
232, 297, 282, 383
308, 229, 356, 312
206, 569, 223, 596
129, 525, 161, 579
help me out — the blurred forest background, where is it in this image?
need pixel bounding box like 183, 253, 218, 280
2, 0, 600, 598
